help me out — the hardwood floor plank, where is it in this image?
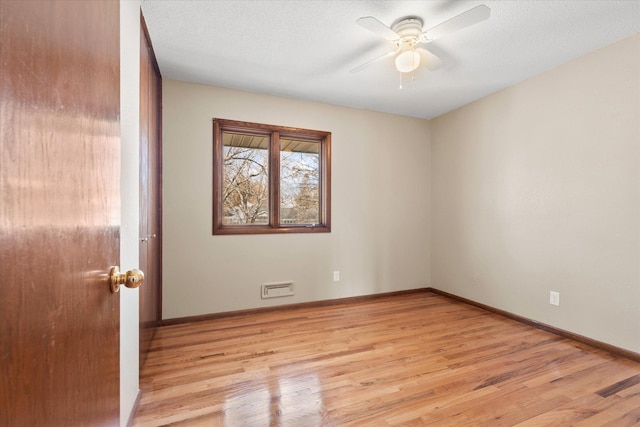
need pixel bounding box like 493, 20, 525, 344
595, 374, 640, 398
573, 395, 640, 426
617, 382, 640, 399
132, 292, 640, 426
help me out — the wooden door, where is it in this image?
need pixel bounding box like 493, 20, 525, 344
0, 1, 121, 425
139, 16, 162, 366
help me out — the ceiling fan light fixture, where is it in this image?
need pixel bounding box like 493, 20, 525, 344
395, 50, 421, 73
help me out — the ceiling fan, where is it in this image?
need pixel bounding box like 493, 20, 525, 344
351, 4, 490, 74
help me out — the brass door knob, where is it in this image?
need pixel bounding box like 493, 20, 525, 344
109, 266, 144, 293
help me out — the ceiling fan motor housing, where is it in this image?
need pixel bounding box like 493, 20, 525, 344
391, 16, 424, 49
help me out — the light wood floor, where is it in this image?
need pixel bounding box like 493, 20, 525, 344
133, 292, 640, 426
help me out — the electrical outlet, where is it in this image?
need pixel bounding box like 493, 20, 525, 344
333, 271, 340, 282
550, 291, 560, 306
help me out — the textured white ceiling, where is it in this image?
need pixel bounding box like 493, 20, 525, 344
141, 0, 640, 119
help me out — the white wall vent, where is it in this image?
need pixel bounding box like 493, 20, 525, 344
261, 282, 294, 299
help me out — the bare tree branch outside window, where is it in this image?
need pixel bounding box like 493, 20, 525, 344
280, 149, 319, 224
222, 145, 269, 224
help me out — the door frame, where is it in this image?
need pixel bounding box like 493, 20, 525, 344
139, 11, 163, 366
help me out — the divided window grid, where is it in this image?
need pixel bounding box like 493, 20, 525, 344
213, 118, 331, 235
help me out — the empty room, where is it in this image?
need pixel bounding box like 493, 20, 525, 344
1, 0, 639, 426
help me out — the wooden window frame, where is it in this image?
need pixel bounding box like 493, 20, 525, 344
213, 118, 331, 235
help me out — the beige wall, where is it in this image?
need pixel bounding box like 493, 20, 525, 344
162, 81, 431, 319
431, 35, 640, 352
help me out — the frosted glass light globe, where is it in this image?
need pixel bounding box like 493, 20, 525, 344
395, 50, 421, 73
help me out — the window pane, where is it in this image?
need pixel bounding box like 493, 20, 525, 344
280, 138, 320, 225
222, 132, 269, 225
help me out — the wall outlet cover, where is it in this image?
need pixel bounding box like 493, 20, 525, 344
550, 291, 560, 306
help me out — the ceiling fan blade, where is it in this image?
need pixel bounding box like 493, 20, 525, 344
356, 16, 400, 41
422, 4, 490, 42
350, 47, 400, 73
417, 47, 443, 71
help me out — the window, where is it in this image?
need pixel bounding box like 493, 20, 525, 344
213, 119, 331, 235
